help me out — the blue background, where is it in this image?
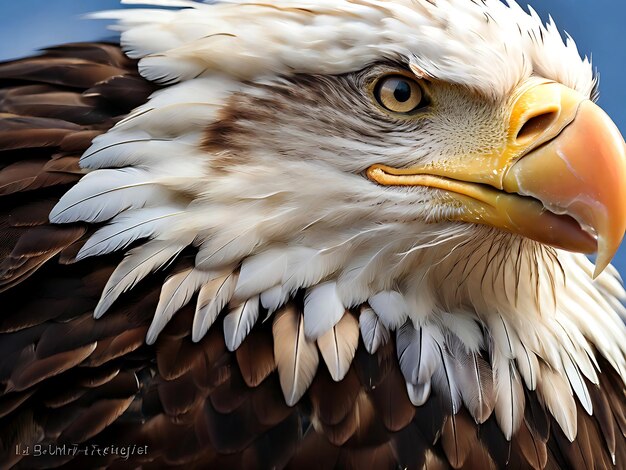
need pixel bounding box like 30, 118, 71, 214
0, 0, 624, 277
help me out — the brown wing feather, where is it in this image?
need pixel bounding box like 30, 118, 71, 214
236, 325, 276, 388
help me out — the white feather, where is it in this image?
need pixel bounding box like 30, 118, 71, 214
303, 282, 345, 340
317, 313, 359, 382
195, 226, 271, 271
335, 232, 402, 305
561, 351, 593, 415
260, 285, 289, 314
105, 0, 595, 98
491, 347, 524, 441
80, 131, 199, 171
554, 314, 599, 385
282, 247, 343, 293
577, 350, 600, 386
233, 248, 287, 301
121, 0, 200, 8
489, 315, 526, 440
439, 312, 484, 353
368, 291, 409, 330
138, 55, 203, 85
223, 296, 260, 352
79, 130, 157, 167
396, 321, 442, 386
453, 344, 495, 424
433, 345, 462, 415
514, 341, 540, 391
273, 305, 319, 407
503, 324, 540, 391
50, 168, 168, 224
596, 265, 626, 300
77, 206, 184, 260
192, 271, 239, 342
94, 239, 187, 319
116, 102, 223, 137
359, 306, 390, 354
87, 8, 174, 26
146, 268, 216, 344
490, 315, 516, 360
539, 367, 578, 442
407, 382, 431, 406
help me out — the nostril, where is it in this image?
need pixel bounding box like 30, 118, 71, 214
516, 111, 558, 143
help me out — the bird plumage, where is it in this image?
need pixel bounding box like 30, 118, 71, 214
0, 1, 624, 468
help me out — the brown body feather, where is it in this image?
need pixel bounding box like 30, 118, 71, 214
0, 43, 623, 470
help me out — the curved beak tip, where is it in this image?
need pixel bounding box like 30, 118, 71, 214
594, 235, 623, 279
507, 98, 626, 277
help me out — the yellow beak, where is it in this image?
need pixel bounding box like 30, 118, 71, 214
367, 81, 626, 277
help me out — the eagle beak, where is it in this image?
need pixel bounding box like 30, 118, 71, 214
367, 81, 626, 277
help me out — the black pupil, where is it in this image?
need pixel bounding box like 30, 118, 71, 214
393, 80, 412, 103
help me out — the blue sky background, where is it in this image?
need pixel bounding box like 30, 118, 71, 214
0, 0, 624, 277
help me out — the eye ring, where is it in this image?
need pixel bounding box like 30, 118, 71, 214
374, 75, 426, 114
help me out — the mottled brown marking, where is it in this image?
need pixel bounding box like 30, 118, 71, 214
202, 70, 413, 175
202, 89, 292, 173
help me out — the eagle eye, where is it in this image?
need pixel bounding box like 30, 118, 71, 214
374, 75, 425, 114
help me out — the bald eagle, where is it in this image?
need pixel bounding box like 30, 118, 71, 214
0, 0, 625, 468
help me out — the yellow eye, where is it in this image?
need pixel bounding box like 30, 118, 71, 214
374, 75, 425, 114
